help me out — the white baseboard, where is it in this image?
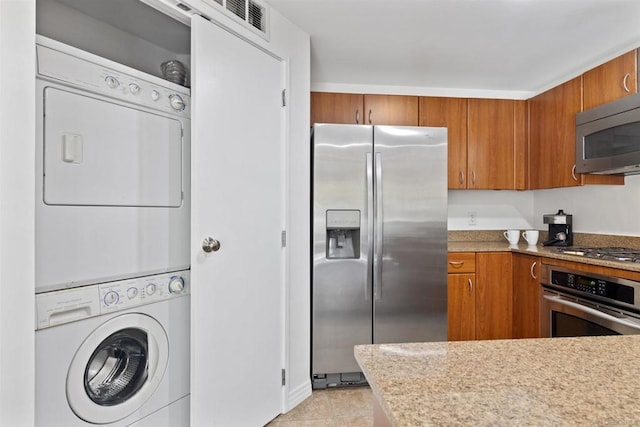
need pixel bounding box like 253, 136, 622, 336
283, 378, 312, 413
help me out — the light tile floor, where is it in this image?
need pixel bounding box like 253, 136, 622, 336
267, 386, 373, 426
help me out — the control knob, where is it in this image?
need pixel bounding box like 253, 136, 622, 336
146, 283, 157, 296
169, 94, 185, 111
129, 83, 141, 95
105, 76, 119, 89
127, 287, 138, 299
168, 276, 185, 294
151, 90, 160, 101
104, 290, 119, 306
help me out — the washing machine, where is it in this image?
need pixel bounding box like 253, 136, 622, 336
35, 271, 190, 427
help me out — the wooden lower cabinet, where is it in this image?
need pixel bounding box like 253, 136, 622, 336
512, 253, 541, 339
447, 252, 512, 341
475, 252, 513, 340
447, 272, 476, 341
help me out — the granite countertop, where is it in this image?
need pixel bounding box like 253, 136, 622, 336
355, 336, 640, 426
448, 233, 640, 273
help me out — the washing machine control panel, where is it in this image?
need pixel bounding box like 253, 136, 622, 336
36, 270, 190, 329
99, 271, 190, 312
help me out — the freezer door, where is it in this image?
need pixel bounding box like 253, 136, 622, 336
373, 126, 448, 344
312, 124, 373, 375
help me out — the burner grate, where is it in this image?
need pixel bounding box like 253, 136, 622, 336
556, 247, 640, 263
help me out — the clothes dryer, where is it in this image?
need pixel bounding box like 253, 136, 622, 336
35, 36, 191, 293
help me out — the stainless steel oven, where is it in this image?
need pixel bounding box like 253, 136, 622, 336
540, 265, 640, 337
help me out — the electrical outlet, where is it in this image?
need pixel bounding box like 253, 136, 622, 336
468, 211, 477, 226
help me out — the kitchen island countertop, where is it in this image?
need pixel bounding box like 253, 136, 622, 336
355, 336, 640, 426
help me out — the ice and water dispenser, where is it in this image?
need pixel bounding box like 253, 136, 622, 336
326, 210, 360, 259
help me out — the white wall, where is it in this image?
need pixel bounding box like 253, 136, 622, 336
447, 175, 640, 237
448, 190, 534, 231
268, 8, 312, 412
533, 175, 640, 236
0, 0, 35, 425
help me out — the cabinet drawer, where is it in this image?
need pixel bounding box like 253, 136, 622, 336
448, 252, 476, 273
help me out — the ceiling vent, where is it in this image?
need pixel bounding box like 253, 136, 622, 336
210, 0, 268, 37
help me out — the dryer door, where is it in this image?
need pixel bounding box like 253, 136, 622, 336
66, 313, 169, 424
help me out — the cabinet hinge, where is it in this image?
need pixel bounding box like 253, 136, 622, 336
281, 89, 286, 107
281, 368, 286, 386
281, 230, 287, 248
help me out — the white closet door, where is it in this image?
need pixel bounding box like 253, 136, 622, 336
190, 15, 285, 427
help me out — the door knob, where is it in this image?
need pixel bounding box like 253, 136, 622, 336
202, 237, 221, 253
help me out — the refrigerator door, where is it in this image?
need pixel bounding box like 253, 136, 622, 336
373, 126, 448, 344
312, 124, 373, 376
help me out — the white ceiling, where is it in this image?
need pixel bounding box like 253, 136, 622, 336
266, 0, 640, 98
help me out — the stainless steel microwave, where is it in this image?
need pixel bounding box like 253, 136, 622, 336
576, 92, 640, 175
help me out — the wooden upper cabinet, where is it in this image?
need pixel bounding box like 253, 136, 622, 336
583, 50, 638, 111
363, 94, 419, 126
467, 99, 526, 190
310, 92, 364, 125
419, 97, 468, 189
529, 77, 623, 189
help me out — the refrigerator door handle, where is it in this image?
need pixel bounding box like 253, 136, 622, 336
374, 152, 383, 300
366, 153, 374, 301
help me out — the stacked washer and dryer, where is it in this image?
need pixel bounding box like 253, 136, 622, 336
34, 36, 192, 427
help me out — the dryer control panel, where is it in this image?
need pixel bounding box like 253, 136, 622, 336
35, 270, 190, 330
36, 37, 190, 118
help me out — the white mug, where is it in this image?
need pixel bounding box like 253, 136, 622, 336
522, 230, 539, 246
503, 230, 520, 246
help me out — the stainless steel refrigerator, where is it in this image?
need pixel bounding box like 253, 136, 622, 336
312, 124, 448, 389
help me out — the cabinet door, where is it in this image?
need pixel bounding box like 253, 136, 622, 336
583, 50, 637, 111
447, 273, 476, 341
467, 99, 517, 189
512, 254, 541, 339
310, 92, 364, 125
419, 97, 468, 189
364, 94, 418, 126
475, 252, 512, 340
529, 77, 623, 189
529, 77, 581, 189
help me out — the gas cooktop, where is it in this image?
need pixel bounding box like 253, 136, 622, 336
556, 247, 640, 263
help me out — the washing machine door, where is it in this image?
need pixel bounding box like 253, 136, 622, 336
66, 313, 169, 424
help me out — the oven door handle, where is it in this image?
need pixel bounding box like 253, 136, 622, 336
544, 294, 640, 331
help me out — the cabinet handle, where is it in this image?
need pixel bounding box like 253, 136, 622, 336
472, 170, 477, 185
571, 164, 578, 182
468, 278, 473, 295
459, 170, 465, 185
530, 261, 537, 280
449, 261, 464, 267
356, 109, 360, 124
368, 109, 372, 124
623, 73, 631, 93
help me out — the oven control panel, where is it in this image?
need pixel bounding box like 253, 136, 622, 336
544, 267, 636, 307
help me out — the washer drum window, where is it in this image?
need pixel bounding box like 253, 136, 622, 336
66, 314, 169, 424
